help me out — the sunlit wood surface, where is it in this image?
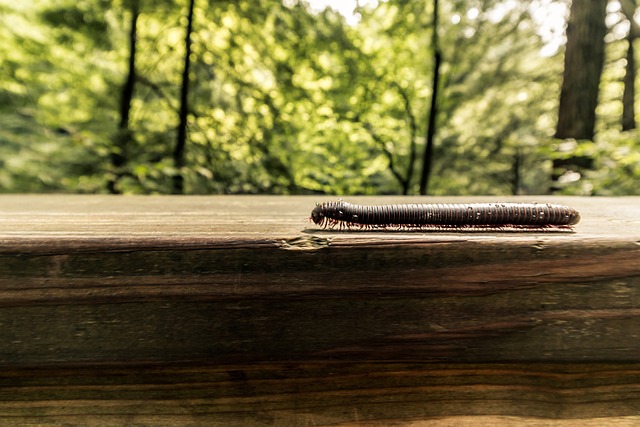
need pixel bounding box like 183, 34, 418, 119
0, 195, 638, 425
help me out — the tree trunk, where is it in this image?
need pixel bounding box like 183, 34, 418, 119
555, 0, 607, 140
109, 0, 139, 194
622, 0, 638, 132
512, 148, 521, 195
419, 0, 441, 195
172, 0, 195, 194
622, 39, 636, 131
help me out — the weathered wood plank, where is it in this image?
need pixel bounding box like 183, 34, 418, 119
0, 196, 638, 366
0, 194, 637, 241
0, 363, 640, 426
0, 195, 639, 424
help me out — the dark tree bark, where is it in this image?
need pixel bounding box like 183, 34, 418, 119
512, 148, 521, 195
172, 0, 195, 194
623, 39, 636, 131
621, 0, 638, 131
555, 0, 607, 140
419, 0, 441, 195
108, 0, 139, 194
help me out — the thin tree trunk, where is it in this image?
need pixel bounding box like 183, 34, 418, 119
512, 148, 521, 195
555, 0, 607, 140
419, 0, 441, 195
622, 39, 636, 130
109, 0, 139, 194
379, 82, 419, 195
622, 0, 638, 132
393, 83, 417, 195
172, 0, 195, 194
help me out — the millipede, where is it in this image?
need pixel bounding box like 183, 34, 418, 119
310, 200, 580, 231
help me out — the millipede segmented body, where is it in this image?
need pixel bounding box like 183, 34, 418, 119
311, 201, 580, 231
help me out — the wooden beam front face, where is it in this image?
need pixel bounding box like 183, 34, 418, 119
0, 195, 637, 366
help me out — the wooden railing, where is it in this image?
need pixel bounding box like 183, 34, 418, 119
0, 195, 639, 425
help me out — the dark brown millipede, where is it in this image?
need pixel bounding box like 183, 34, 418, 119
311, 201, 580, 231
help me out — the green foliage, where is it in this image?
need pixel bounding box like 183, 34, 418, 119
553, 131, 640, 195
551, 34, 640, 196
0, 0, 638, 194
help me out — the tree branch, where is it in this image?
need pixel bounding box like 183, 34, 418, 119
390, 82, 417, 194
362, 122, 408, 193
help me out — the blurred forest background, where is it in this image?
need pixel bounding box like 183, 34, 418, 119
1, 0, 639, 195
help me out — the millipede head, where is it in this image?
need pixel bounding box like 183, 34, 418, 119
311, 204, 325, 225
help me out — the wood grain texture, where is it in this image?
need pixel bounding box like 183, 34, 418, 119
0, 195, 638, 366
0, 362, 640, 426
0, 195, 639, 424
